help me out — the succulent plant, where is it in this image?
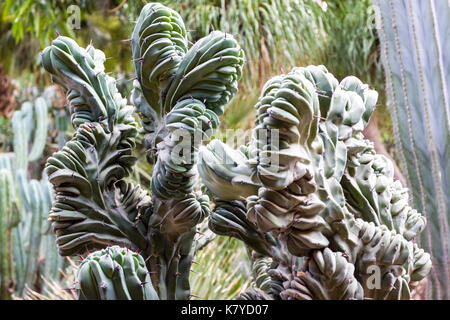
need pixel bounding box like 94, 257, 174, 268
77, 246, 158, 300
0, 97, 64, 299
39, 2, 432, 300
199, 65, 432, 300
374, 0, 449, 299
41, 2, 243, 300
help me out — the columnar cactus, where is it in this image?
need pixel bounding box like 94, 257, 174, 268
0, 96, 66, 299
374, 0, 449, 299
41, 3, 243, 300
77, 246, 158, 300
199, 65, 432, 300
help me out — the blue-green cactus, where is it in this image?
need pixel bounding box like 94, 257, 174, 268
77, 246, 158, 300
0, 96, 64, 299
199, 65, 431, 300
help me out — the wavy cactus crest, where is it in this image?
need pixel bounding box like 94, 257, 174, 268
41, 2, 243, 300
199, 65, 432, 300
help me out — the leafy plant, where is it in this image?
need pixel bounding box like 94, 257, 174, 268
189, 235, 252, 300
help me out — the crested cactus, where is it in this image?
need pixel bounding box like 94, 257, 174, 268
41, 2, 243, 300
199, 65, 432, 300
37, 2, 432, 300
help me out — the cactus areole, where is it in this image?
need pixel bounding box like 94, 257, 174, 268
42, 3, 431, 300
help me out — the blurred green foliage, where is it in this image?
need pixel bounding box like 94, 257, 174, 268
190, 236, 252, 300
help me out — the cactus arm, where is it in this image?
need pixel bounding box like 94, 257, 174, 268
146, 193, 210, 300
143, 98, 217, 299
40, 176, 66, 289
374, 0, 450, 299
42, 36, 119, 131
208, 200, 276, 257
42, 37, 151, 257
162, 30, 244, 116
247, 70, 320, 190
198, 139, 260, 201
150, 99, 218, 200
28, 97, 49, 161
131, 2, 188, 119
11, 102, 33, 170
135, 22, 243, 295
45, 120, 149, 255
10, 97, 50, 166
0, 169, 14, 299
15, 170, 55, 294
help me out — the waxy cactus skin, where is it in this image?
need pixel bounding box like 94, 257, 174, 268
200, 66, 431, 300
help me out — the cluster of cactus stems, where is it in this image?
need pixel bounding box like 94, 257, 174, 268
40, 3, 431, 300
0, 97, 64, 299
200, 65, 432, 300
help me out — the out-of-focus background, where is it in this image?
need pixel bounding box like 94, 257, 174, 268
0, 0, 447, 300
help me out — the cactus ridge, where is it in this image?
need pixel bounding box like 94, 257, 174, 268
150, 99, 218, 200
42, 36, 126, 131
280, 248, 364, 300
45, 121, 150, 256
77, 245, 159, 300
